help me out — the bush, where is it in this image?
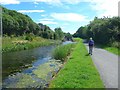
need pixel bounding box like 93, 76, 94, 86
52, 44, 75, 62
24, 33, 34, 41
111, 42, 120, 48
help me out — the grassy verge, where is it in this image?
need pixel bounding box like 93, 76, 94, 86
49, 39, 104, 88
103, 47, 120, 56
2, 36, 60, 53
52, 44, 75, 62
96, 44, 120, 56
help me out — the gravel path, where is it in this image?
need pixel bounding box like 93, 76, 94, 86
85, 44, 118, 88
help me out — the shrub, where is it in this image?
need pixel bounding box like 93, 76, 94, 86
111, 41, 120, 48
24, 33, 34, 41
52, 44, 75, 62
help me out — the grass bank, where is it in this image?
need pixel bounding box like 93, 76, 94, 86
2, 36, 60, 53
49, 39, 104, 88
103, 47, 120, 56
52, 44, 75, 62
96, 44, 120, 56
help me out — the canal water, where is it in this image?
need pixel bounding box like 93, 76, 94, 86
2, 41, 74, 88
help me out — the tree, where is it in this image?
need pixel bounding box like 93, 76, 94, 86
54, 27, 64, 40
73, 16, 120, 47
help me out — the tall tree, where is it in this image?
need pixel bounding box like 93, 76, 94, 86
54, 27, 64, 40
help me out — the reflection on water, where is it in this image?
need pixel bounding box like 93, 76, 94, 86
2, 41, 75, 88
2, 45, 55, 79
23, 57, 51, 74
2, 60, 62, 88
62, 41, 75, 45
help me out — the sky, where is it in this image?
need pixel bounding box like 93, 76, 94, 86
0, 0, 119, 34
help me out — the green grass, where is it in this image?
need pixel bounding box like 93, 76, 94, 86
49, 39, 104, 88
2, 36, 60, 53
52, 44, 75, 62
103, 47, 120, 56
96, 42, 120, 56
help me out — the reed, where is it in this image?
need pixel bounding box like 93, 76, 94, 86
2, 36, 60, 53
52, 44, 75, 62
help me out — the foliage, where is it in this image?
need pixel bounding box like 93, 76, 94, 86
73, 38, 81, 42
52, 44, 75, 62
98, 43, 120, 55
38, 23, 55, 39
64, 32, 73, 41
49, 39, 104, 88
104, 47, 120, 56
54, 27, 64, 40
73, 16, 120, 48
2, 6, 65, 40
2, 6, 40, 36
24, 33, 34, 41
2, 36, 58, 53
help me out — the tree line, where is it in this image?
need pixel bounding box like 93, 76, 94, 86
2, 6, 67, 40
73, 16, 120, 48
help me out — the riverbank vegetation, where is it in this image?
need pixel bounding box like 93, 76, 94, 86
2, 6, 72, 52
2, 35, 61, 53
52, 44, 75, 62
98, 44, 120, 55
73, 16, 120, 55
104, 47, 120, 55
49, 39, 104, 88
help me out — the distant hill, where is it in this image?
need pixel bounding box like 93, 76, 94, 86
2, 6, 41, 36
2, 6, 56, 39
1, 6, 71, 40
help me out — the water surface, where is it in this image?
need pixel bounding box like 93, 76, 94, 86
2, 41, 74, 88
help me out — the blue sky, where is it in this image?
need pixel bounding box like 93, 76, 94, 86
0, 0, 118, 34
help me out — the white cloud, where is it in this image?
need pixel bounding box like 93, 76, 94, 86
51, 13, 89, 22
38, 18, 58, 25
0, 0, 20, 4
35, 0, 62, 6
1, 0, 118, 18
34, 0, 82, 5
0, 0, 82, 5
34, 0, 82, 6
41, 15, 47, 17
39, 18, 54, 21
83, 0, 119, 17
63, 0, 81, 4
63, 23, 69, 25
34, 0, 118, 17
38, 21, 58, 25
17, 10, 45, 13
34, 1, 39, 4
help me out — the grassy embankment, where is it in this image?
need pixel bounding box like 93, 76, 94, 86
49, 38, 104, 88
103, 47, 120, 56
2, 36, 60, 53
97, 42, 120, 55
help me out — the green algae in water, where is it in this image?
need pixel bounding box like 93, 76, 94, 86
33, 60, 62, 81
3, 73, 34, 88
3, 72, 47, 88
3, 60, 62, 88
